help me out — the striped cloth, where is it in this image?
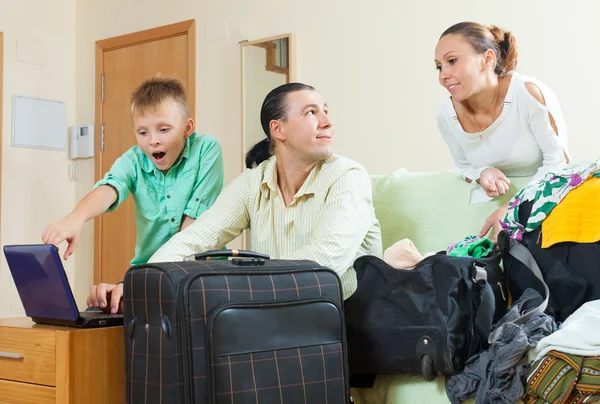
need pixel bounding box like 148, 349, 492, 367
150, 154, 382, 299
523, 350, 600, 404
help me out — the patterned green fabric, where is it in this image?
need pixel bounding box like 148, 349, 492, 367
523, 350, 600, 404
503, 159, 600, 240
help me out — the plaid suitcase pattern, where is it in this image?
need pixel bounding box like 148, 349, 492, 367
212, 343, 346, 404
125, 266, 184, 403
124, 259, 349, 404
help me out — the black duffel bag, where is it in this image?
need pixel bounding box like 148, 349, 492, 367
344, 253, 507, 381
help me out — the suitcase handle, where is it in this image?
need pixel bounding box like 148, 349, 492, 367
188, 249, 270, 261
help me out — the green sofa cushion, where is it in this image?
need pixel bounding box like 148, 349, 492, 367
372, 169, 533, 253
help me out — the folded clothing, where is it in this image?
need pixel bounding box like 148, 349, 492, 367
383, 238, 434, 269
530, 300, 600, 363
503, 159, 600, 241
523, 351, 600, 404
542, 176, 600, 248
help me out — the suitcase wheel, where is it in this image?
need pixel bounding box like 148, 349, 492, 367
421, 353, 436, 381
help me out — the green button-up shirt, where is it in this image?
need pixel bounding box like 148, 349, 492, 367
94, 133, 224, 265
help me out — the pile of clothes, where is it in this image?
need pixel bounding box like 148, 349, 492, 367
445, 159, 600, 403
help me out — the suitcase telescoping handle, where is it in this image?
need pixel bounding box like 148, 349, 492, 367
184, 249, 270, 261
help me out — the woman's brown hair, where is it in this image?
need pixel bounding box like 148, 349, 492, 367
441, 22, 518, 76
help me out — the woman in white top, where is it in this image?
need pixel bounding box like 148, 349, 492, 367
434, 21, 569, 240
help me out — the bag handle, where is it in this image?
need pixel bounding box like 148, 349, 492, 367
184, 249, 270, 261
487, 238, 550, 343
472, 262, 495, 340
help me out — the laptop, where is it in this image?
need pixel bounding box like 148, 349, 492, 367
3, 244, 124, 328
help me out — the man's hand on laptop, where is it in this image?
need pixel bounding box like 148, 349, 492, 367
41, 214, 85, 260
87, 283, 123, 314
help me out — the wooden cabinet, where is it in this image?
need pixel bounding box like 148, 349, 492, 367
0, 318, 125, 404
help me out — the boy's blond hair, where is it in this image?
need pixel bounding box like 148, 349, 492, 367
130, 76, 189, 117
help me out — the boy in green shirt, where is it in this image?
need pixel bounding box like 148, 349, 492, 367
42, 77, 224, 270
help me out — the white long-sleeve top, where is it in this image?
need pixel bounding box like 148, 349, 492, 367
437, 71, 569, 183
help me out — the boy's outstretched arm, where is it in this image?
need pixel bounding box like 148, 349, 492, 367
41, 185, 118, 260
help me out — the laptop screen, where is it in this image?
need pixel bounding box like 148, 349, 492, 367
3, 244, 79, 321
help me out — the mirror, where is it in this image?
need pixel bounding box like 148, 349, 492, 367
240, 33, 296, 249
241, 34, 296, 166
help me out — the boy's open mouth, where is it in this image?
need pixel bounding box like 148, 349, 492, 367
152, 152, 166, 161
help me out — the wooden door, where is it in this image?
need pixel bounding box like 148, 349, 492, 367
94, 21, 195, 284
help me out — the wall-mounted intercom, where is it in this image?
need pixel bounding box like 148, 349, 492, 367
70, 125, 94, 159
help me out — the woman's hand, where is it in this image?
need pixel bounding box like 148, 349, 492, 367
478, 203, 510, 243
479, 168, 511, 198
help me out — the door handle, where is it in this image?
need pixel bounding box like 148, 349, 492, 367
0, 352, 24, 359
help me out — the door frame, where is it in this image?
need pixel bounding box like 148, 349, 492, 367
0, 33, 4, 236
239, 33, 296, 249
94, 20, 196, 284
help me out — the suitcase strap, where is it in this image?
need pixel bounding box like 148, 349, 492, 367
488, 239, 550, 343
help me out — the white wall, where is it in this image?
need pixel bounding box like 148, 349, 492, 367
14, 0, 595, 305
75, 0, 600, 175
0, 0, 77, 317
